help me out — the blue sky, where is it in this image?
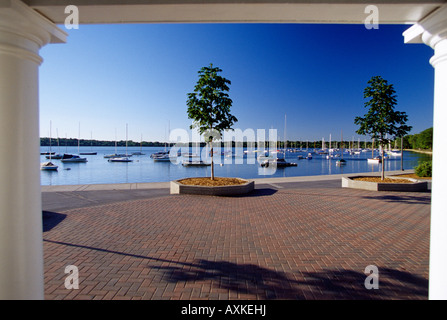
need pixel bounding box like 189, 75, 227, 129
39, 23, 434, 143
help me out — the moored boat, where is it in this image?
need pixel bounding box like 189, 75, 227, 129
46, 153, 63, 159
108, 157, 132, 162
260, 158, 297, 168
367, 156, 382, 164
387, 150, 402, 157
182, 160, 210, 167
153, 154, 172, 162
40, 161, 58, 170
61, 154, 87, 163
150, 151, 169, 158
104, 153, 127, 158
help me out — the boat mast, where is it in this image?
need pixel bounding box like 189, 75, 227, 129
56, 128, 60, 155
329, 134, 332, 158
114, 128, 117, 154
126, 123, 128, 156
372, 138, 374, 158
78, 122, 80, 155
284, 113, 287, 152
49, 121, 52, 160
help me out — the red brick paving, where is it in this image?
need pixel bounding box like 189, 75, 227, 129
43, 186, 430, 300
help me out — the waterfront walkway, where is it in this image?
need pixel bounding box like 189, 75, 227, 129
42, 171, 430, 300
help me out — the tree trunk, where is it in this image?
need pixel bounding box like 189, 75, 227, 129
210, 141, 214, 180
381, 142, 385, 180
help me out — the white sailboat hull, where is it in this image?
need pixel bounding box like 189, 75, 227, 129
108, 157, 132, 162
40, 162, 58, 170
367, 158, 381, 164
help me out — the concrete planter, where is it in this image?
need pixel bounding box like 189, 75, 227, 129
342, 175, 428, 192
170, 177, 255, 196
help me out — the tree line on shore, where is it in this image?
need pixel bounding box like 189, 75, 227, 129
398, 127, 433, 151
38, 138, 368, 149
40, 127, 433, 150
39, 137, 170, 148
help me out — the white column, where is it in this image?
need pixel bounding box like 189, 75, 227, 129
0, 0, 66, 299
404, 4, 447, 300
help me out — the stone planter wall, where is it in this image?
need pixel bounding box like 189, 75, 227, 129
170, 178, 255, 196
342, 176, 428, 192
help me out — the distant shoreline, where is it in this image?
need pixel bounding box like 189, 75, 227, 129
405, 149, 433, 155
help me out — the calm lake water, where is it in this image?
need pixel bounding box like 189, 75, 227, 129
40, 146, 430, 186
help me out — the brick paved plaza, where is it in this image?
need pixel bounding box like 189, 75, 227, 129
42, 178, 430, 300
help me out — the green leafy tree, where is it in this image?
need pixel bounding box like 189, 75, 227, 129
417, 127, 433, 150
186, 64, 238, 180
354, 76, 412, 180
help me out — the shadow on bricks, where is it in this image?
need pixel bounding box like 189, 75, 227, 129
360, 194, 431, 205
153, 259, 428, 300
42, 211, 67, 232
43, 238, 428, 299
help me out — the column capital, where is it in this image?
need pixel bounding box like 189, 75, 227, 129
403, 4, 447, 68
403, 4, 447, 47
0, 0, 67, 64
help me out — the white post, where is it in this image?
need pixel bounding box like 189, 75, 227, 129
0, 0, 66, 299
404, 4, 447, 300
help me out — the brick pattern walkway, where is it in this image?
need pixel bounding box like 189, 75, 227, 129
43, 186, 430, 300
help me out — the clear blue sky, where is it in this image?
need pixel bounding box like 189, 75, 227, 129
39, 23, 434, 143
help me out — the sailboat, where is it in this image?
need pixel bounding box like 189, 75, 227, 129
108, 156, 133, 162
108, 124, 133, 162
153, 122, 177, 162
80, 131, 97, 155
336, 130, 347, 166
104, 128, 126, 158
318, 137, 328, 154
41, 121, 58, 170
284, 113, 287, 154
326, 134, 333, 159
367, 138, 381, 163
45, 128, 63, 159
386, 139, 402, 156
132, 134, 145, 155
61, 123, 87, 163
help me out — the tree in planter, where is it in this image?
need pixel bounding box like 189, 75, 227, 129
354, 76, 412, 180
186, 64, 238, 180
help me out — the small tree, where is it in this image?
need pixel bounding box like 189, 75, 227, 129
354, 76, 412, 180
186, 64, 238, 180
